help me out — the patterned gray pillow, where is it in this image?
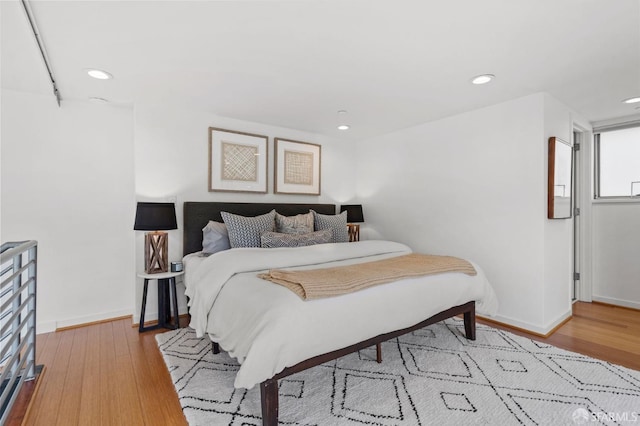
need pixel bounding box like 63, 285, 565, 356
221, 210, 276, 248
275, 212, 314, 234
311, 210, 349, 243
260, 229, 333, 248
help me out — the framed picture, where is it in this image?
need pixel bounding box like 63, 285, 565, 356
208, 127, 268, 193
274, 138, 321, 195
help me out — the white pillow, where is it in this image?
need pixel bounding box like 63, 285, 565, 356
202, 221, 231, 254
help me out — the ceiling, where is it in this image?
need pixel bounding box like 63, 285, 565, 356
2, 0, 640, 140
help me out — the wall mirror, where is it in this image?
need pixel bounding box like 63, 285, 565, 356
548, 137, 573, 219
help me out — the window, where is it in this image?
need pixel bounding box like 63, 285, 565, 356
594, 126, 640, 198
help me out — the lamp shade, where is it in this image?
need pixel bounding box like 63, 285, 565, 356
340, 204, 364, 223
133, 202, 177, 231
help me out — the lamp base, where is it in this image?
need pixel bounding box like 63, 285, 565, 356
347, 223, 360, 242
144, 231, 169, 273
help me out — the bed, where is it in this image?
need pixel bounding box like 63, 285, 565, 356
182, 202, 498, 425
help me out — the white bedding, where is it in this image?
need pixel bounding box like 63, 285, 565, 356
184, 240, 498, 389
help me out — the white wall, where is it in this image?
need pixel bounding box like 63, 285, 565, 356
357, 93, 548, 331
356, 93, 585, 334
1, 89, 135, 333
133, 102, 356, 323
592, 202, 640, 309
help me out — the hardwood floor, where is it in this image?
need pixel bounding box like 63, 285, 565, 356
479, 302, 640, 371
12, 302, 640, 425
19, 317, 190, 426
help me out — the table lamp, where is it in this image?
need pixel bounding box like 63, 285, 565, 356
134, 202, 177, 273
340, 204, 364, 242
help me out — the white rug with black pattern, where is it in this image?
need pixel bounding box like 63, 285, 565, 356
156, 319, 640, 425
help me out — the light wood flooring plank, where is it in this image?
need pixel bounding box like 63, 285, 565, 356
113, 319, 145, 425
98, 321, 123, 426
127, 328, 187, 425
55, 326, 87, 425
29, 328, 73, 425
77, 321, 102, 425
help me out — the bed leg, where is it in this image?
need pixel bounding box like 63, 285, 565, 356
261, 379, 279, 426
212, 342, 220, 354
376, 342, 382, 363
463, 304, 476, 341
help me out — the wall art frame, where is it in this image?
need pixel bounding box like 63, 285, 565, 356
208, 127, 268, 193
274, 138, 321, 195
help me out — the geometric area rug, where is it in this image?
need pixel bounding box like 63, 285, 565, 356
156, 319, 640, 425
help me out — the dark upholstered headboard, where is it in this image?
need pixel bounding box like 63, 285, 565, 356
183, 202, 336, 256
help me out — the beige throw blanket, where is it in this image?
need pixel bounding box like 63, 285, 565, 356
258, 253, 477, 300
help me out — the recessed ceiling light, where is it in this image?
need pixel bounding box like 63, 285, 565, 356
337, 110, 350, 130
471, 74, 495, 85
622, 96, 640, 104
86, 69, 113, 80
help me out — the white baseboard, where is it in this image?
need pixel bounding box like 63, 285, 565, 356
543, 309, 573, 333
481, 309, 572, 336
36, 320, 57, 334
37, 301, 191, 334
37, 308, 133, 334
592, 295, 640, 310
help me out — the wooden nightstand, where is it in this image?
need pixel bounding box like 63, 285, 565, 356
138, 270, 183, 332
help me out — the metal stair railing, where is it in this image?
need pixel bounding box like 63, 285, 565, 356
0, 241, 38, 424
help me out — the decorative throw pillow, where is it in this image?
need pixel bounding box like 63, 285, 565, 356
275, 212, 314, 234
221, 210, 276, 248
202, 221, 231, 254
311, 210, 349, 243
260, 229, 333, 248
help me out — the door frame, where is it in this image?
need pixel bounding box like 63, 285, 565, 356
572, 122, 593, 302
572, 130, 580, 301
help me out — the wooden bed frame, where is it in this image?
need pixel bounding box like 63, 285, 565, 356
182, 201, 477, 426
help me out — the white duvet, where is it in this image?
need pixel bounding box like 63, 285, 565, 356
184, 240, 498, 389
